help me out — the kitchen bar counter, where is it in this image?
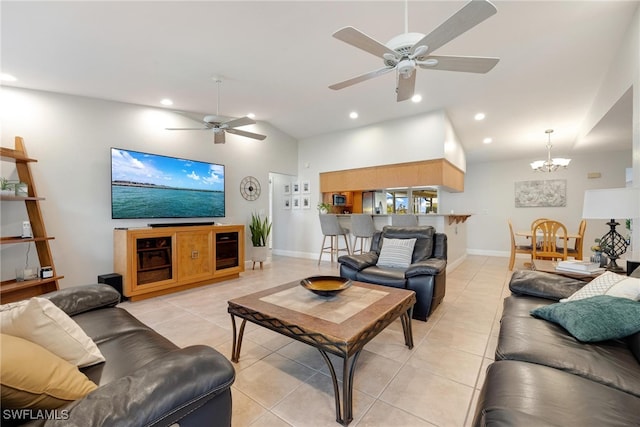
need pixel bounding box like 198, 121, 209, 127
335, 213, 470, 266
335, 213, 472, 229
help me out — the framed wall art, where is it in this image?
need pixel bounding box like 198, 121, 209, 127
515, 179, 567, 207
302, 180, 310, 194
283, 196, 291, 210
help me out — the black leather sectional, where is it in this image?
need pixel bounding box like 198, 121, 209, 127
473, 270, 640, 426
27, 284, 235, 427
338, 226, 447, 321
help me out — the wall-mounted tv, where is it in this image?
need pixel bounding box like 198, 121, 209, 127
111, 148, 225, 219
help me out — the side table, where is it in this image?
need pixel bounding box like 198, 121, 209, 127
627, 260, 640, 276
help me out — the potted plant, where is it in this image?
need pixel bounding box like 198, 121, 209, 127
0, 177, 14, 196
249, 212, 272, 267
317, 202, 332, 214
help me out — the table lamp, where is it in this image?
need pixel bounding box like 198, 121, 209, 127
582, 187, 640, 272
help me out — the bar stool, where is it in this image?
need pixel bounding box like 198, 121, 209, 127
350, 214, 376, 255
318, 214, 351, 265
391, 214, 418, 226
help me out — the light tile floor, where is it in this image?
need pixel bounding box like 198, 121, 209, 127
119, 254, 518, 427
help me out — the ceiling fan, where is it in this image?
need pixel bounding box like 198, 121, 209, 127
166, 79, 266, 143
329, 0, 500, 102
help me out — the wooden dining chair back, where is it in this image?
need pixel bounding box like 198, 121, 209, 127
565, 219, 587, 260
508, 219, 533, 270
531, 218, 549, 230
532, 220, 568, 261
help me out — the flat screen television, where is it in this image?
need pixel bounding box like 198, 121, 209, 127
111, 148, 225, 219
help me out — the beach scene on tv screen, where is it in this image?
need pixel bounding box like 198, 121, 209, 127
111, 148, 225, 219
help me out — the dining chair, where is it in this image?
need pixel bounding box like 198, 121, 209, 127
563, 219, 587, 260
508, 219, 533, 270
532, 219, 568, 261
531, 218, 549, 228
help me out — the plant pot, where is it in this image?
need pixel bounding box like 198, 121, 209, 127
252, 246, 268, 262
251, 246, 269, 270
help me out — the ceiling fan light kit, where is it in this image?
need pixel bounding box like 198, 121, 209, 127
329, 0, 500, 102
166, 79, 266, 143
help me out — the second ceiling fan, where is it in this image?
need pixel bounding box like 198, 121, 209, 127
166, 79, 266, 144
329, 0, 500, 102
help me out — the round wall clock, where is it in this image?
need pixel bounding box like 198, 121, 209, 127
240, 176, 261, 201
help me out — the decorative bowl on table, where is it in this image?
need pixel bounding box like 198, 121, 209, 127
300, 276, 352, 297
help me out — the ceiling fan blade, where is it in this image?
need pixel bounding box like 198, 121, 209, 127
411, 0, 497, 56
223, 116, 256, 129
214, 132, 225, 144
332, 26, 398, 59
396, 72, 417, 102
226, 128, 267, 141
329, 66, 395, 90
165, 127, 211, 131
418, 55, 499, 73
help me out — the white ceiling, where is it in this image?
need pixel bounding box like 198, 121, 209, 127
1, 1, 636, 163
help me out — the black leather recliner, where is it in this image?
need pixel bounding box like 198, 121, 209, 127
338, 226, 447, 321
14, 284, 236, 427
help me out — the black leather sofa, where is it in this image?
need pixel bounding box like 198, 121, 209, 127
473, 270, 640, 426
338, 226, 447, 321
20, 284, 235, 427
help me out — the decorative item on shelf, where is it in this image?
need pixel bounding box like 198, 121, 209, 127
0, 177, 14, 196
21, 221, 33, 238
15, 182, 28, 197
249, 212, 271, 270
16, 266, 39, 282
530, 129, 571, 172
583, 187, 640, 272
40, 266, 54, 279
317, 202, 331, 214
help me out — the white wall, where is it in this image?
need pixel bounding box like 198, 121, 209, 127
284, 109, 465, 259
0, 87, 298, 286
575, 4, 640, 257
442, 150, 632, 258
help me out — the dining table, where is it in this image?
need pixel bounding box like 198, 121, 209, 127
515, 230, 581, 240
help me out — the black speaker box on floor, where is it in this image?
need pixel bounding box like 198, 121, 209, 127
97, 273, 127, 300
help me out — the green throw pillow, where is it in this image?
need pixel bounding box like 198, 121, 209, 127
531, 295, 640, 342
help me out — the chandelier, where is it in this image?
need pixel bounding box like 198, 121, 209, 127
530, 129, 571, 172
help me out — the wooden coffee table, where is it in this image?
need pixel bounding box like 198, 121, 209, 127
227, 279, 416, 426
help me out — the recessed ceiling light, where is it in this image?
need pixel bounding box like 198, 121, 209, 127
160, 99, 173, 106
1, 73, 17, 82
483, 137, 493, 144
349, 111, 358, 119
474, 113, 486, 121
411, 94, 422, 103
247, 113, 256, 119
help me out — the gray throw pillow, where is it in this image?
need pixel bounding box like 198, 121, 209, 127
376, 238, 416, 268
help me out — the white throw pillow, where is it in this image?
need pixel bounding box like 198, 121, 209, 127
377, 238, 416, 268
560, 271, 640, 303
0, 297, 104, 367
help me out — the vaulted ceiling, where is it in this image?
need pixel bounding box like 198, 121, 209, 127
1, 1, 636, 163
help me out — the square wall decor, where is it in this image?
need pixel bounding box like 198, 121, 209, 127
515, 179, 566, 207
